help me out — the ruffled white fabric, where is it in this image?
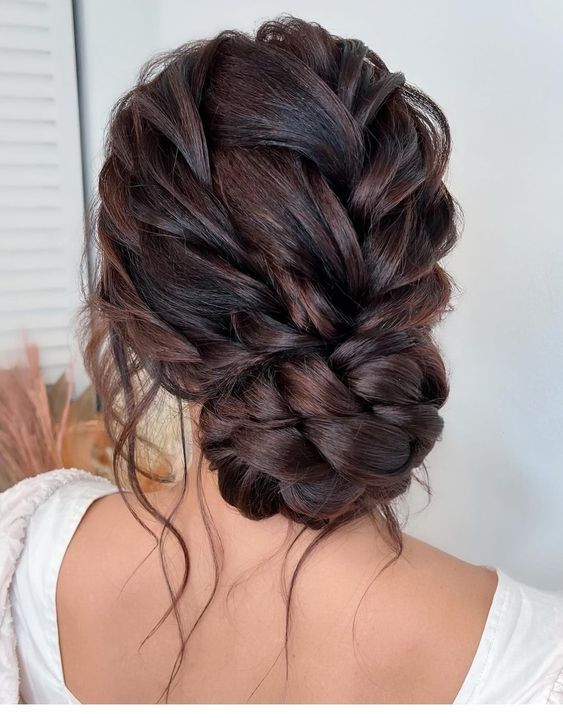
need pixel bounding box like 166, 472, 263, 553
0, 469, 112, 703
548, 669, 563, 704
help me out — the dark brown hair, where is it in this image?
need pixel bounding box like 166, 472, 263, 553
81, 15, 460, 702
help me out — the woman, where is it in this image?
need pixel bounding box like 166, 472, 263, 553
3, 16, 562, 704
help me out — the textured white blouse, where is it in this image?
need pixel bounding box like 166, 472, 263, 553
1, 469, 563, 704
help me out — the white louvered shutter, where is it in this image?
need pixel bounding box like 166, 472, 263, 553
0, 0, 86, 387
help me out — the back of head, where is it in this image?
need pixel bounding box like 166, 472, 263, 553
84, 15, 459, 535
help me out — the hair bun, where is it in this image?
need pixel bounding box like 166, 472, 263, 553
199, 322, 447, 527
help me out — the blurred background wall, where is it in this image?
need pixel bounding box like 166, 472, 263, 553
2, 0, 562, 587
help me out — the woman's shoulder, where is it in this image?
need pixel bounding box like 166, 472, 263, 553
5, 468, 119, 620
54, 478, 179, 622
12, 469, 159, 628
6, 468, 120, 592
340, 533, 562, 703
397, 535, 563, 703
4, 469, 121, 703
343, 535, 502, 701
1, 468, 119, 576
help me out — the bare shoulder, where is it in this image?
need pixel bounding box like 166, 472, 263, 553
400, 533, 500, 648
57, 483, 184, 609
399, 532, 499, 594
56, 484, 182, 702
350, 533, 499, 702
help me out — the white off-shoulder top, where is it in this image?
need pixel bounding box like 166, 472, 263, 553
2, 469, 563, 704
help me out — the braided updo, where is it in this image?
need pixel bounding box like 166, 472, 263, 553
83, 15, 460, 701
85, 16, 458, 534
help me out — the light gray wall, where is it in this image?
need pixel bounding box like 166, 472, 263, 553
75, 0, 563, 588
73, 0, 161, 204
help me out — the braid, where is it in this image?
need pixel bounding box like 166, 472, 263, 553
83, 15, 460, 701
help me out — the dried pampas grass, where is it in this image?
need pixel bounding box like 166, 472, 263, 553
0, 343, 186, 493
0, 344, 110, 491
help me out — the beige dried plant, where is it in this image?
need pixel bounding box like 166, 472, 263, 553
0, 343, 186, 493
